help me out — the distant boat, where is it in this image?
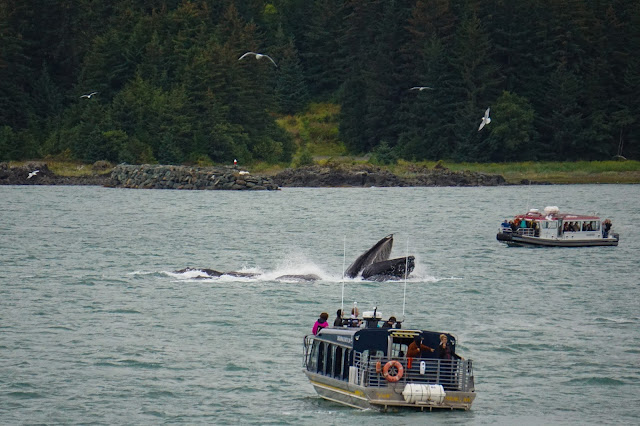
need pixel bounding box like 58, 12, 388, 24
497, 206, 619, 247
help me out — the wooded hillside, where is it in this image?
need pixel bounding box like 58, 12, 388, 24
1, 0, 638, 164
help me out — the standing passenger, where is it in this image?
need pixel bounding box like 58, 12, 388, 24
312, 312, 329, 335
406, 336, 434, 358
333, 309, 343, 327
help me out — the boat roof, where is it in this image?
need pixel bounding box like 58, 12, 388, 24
513, 209, 601, 221
312, 326, 457, 355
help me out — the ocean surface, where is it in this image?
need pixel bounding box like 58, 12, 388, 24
1, 184, 638, 425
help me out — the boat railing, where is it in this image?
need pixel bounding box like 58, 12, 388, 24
515, 228, 535, 237
358, 354, 474, 392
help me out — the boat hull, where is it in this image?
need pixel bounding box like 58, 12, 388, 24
497, 232, 619, 247
304, 371, 475, 411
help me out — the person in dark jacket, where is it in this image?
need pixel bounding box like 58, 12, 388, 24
437, 334, 452, 360
333, 309, 343, 327
382, 316, 397, 328
406, 335, 434, 358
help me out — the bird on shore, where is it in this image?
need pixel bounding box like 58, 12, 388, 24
80, 91, 98, 99
238, 52, 278, 67
409, 86, 434, 91
27, 170, 40, 179
478, 107, 491, 131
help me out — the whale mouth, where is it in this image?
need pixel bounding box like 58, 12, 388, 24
344, 234, 394, 278
343, 234, 414, 280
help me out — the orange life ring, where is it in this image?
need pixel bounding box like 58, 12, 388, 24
382, 360, 404, 382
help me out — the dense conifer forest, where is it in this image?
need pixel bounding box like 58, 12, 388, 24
1, 0, 639, 165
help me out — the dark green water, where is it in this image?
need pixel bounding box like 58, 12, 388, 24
1, 185, 638, 425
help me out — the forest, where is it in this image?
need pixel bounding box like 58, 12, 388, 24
1, 0, 639, 166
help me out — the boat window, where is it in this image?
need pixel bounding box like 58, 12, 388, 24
543, 221, 557, 229
593, 221, 600, 231
391, 342, 408, 358
343, 349, 351, 379
325, 343, 333, 375
309, 341, 320, 372
317, 342, 325, 374
334, 346, 343, 378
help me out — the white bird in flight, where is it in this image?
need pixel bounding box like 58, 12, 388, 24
80, 92, 98, 99
27, 170, 39, 179
409, 86, 434, 91
238, 52, 278, 67
478, 107, 491, 131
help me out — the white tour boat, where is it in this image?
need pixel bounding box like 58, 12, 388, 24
303, 309, 475, 411
497, 206, 619, 247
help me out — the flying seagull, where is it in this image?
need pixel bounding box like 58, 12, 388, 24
409, 86, 434, 91
478, 107, 491, 131
238, 52, 278, 67
80, 91, 98, 99
27, 170, 39, 179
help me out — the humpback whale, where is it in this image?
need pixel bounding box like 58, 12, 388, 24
361, 256, 415, 281
344, 234, 394, 278
345, 235, 415, 281
174, 234, 414, 283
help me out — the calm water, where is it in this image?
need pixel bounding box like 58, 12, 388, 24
1, 185, 638, 425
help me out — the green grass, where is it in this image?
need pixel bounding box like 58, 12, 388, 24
276, 102, 347, 160
9, 160, 113, 176
436, 160, 640, 184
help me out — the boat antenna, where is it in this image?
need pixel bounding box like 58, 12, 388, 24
402, 237, 408, 321
341, 235, 346, 316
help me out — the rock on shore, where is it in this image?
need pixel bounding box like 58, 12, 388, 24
272, 164, 506, 187
107, 164, 279, 190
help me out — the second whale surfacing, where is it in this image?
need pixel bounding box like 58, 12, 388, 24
173, 267, 320, 282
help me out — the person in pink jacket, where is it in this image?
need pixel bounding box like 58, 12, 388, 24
312, 312, 329, 335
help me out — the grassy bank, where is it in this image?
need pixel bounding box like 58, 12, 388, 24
433, 160, 640, 184
9, 158, 640, 184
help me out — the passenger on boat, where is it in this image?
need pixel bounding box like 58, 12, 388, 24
407, 335, 434, 358
312, 312, 329, 335
333, 309, 343, 327
382, 316, 399, 329
501, 219, 511, 230
349, 307, 361, 327
603, 219, 612, 237
437, 334, 452, 360
519, 219, 528, 228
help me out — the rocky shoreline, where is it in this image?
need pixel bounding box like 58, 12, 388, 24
271, 164, 506, 187
108, 164, 279, 190
1, 161, 508, 189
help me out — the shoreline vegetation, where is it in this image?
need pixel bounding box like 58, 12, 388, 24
2, 159, 639, 186
4, 102, 639, 186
